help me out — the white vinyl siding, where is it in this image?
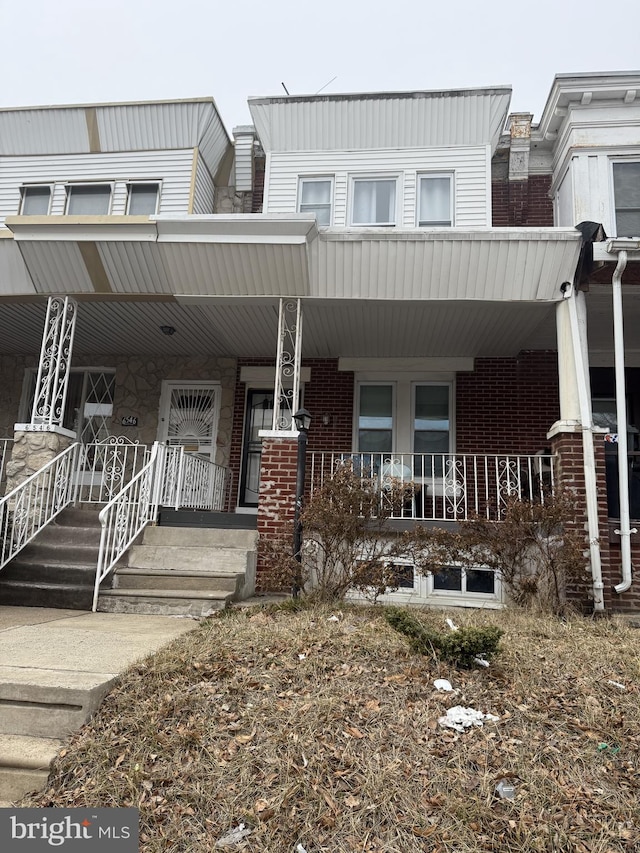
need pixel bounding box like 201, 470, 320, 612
265, 146, 491, 227
0, 149, 195, 226
192, 154, 215, 214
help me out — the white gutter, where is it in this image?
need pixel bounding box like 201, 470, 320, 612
564, 283, 605, 611
611, 250, 636, 593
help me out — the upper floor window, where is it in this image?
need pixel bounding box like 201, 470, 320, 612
66, 184, 112, 215
127, 182, 160, 215
613, 162, 640, 237
298, 177, 332, 225
418, 174, 453, 227
20, 185, 52, 215
351, 177, 397, 226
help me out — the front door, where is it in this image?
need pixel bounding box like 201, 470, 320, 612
240, 389, 274, 506
157, 381, 221, 462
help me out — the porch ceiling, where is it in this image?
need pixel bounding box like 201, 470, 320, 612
0, 297, 560, 358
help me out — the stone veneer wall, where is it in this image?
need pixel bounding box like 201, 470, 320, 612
0, 354, 237, 468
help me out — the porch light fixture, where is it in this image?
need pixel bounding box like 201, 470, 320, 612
292, 407, 312, 597
160, 325, 176, 336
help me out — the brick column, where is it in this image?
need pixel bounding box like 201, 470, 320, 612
549, 426, 610, 612
256, 432, 298, 590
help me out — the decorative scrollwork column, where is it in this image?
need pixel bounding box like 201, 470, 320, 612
272, 298, 302, 431
31, 296, 78, 429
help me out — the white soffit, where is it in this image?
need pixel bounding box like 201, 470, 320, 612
0, 236, 36, 295
249, 88, 512, 152
313, 229, 581, 301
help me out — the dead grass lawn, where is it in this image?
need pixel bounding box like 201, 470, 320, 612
24, 604, 640, 852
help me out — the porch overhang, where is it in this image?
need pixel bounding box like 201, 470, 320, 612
4, 217, 582, 303
0, 217, 583, 358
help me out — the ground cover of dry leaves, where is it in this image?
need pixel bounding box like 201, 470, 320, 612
25, 604, 640, 852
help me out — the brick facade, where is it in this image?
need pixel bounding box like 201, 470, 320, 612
456, 351, 559, 454
492, 175, 554, 227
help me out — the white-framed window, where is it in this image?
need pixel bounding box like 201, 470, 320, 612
66, 184, 112, 215
612, 161, 640, 238
418, 174, 454, 226
298, 177, 333, 225
126, 182, 160, 215
357, 383, 394, 452
355, 380, 453, 457
431, 565, 497, 597
351, 176, 398, 226
20, 185, 52, 215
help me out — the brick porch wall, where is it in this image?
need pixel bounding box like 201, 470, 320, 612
491, 175, 554, 227
456, 351, 559, 454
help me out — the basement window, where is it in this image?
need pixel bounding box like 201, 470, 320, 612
432, 566, 496, 595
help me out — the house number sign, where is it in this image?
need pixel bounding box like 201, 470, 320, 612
121, 416, 138, 426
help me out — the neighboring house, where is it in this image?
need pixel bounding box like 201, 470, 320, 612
0, 76, 638, 614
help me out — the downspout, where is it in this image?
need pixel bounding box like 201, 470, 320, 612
611, 251, 636, 593
563, 283, 605, 611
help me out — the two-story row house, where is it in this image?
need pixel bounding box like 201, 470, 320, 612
0, 73, 638, 614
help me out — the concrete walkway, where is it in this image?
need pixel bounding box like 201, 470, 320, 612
0, 606, 200, 806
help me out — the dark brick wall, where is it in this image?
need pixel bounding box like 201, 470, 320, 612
456, 351, 560, 455
492, 175, 554, 227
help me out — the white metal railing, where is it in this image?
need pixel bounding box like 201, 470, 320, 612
74, 437, 149, 504
92, 444, 232, 610
0, 438, 14, 494
158, 445, 231, 511
0, 442, 81, 571
309, 452, 555, 522
93, 443, 160, 611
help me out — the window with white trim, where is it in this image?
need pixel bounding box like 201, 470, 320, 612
418, 174, 453, 226
20, 185, 52, 215
356, 381, 452, 458
298, 177, 332, 225
351, 177, 397, 226
613, 162, 640, 237
432, 565, 496, 596
127, 182, 160, 215
66, 184, 112, 214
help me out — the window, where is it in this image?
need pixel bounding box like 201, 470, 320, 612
20, 186, 51, 215
66, 184, 111, 214
358, 384, 393, 452
613, 162, 640, 237
418, 174, 453, 226
299, 178, 332, 225
127, 182, 160, 215
414, 384, 451, 475
352, 177, 397, 225
432, 566, 496, 595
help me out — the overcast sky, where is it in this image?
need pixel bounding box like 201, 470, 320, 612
1, 0, 639, 136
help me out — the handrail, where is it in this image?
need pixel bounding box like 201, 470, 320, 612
162, 446, 231, 511
93, 442, 161, 611
0, 438, 14, 493
0, 442, 81, 571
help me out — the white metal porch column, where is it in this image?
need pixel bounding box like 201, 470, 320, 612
272, 298, 303, 431
31, 296, 78, 429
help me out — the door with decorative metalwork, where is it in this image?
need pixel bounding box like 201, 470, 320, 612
157, 381, 221, 463
240, 389, 274, 506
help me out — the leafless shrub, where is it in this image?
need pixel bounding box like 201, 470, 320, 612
400, 490, 589, 615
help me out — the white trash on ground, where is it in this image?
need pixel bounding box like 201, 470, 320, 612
445, 618, 459, 632
607, 679, 626, 690
495, 778, 516, 800
438, 705, 499, 733
215, 823, 253, 848
433, 678, 454, 692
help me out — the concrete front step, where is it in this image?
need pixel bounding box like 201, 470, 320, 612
143, 525, 258, 550
125, 544, 254, 574
1, 558, 96, 585
98, 587, 233, 617
0, 734, 64, 802
0, 666, 116, 739
0, 581, 95, 611
113, 568, 243, 594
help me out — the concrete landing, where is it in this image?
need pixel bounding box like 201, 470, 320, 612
0, 605, 199, 805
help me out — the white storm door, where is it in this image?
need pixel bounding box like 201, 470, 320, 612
157, 381, 221, 463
